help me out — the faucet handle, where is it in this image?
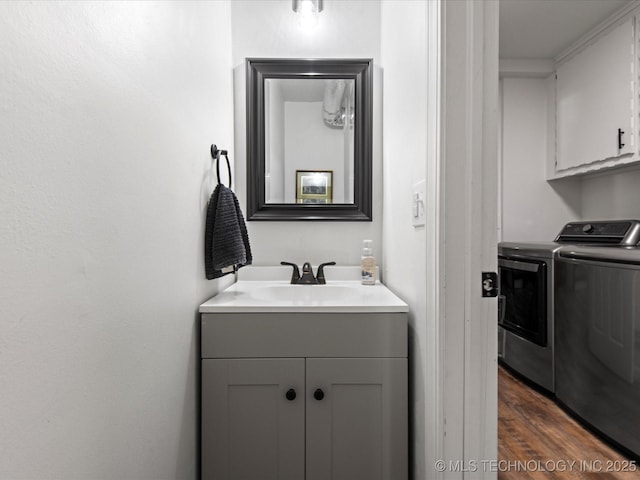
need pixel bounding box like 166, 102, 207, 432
316, 261, 336, 285
280, 261, 300, 284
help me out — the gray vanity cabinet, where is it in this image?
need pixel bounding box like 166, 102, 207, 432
201, 312, 408, 480
305, 357, 407, 480
202, 358, 305, 479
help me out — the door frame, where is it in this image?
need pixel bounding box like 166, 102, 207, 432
431, 0, 499, 478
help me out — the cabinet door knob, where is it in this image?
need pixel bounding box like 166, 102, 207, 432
313, 388, 325, 401
285, 388, 297, 401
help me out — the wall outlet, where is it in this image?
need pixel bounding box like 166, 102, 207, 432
412, 180, 426, 227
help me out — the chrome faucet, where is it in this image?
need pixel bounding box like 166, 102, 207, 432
281, 261, 336, 284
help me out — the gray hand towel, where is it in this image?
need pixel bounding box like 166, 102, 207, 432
204, 184, 252, 280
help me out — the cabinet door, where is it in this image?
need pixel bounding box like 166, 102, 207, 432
556, 17, 634, 171
202, 358, 304, 480
306, 358, 408, 480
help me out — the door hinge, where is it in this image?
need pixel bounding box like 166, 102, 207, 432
482, 272, 498, 298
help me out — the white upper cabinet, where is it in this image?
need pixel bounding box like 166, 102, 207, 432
555, 17, 636, 174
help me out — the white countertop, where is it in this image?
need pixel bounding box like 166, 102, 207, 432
199, 266, 409, 313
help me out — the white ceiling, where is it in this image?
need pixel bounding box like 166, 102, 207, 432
499, 0, 633, 59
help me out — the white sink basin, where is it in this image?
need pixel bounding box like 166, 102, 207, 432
199, 267, 409, 313
249, 284, 357, 302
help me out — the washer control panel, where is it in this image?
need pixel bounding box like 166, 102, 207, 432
555, 220, 640, 245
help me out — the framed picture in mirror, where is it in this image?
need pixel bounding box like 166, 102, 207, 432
296, 170, 333, 204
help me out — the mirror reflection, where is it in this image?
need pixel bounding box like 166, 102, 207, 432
264, 78, 355, 204
246, 58, 372, 221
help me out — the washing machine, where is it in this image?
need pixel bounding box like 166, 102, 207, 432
555, 243, 640, 459
499, 220, 640, 393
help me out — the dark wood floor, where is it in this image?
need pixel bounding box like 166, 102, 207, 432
498, 366, 640, 479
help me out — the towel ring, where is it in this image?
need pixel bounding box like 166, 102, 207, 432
211, 144, 232, 188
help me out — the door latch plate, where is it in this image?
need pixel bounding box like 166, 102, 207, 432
482, 272, 498, 297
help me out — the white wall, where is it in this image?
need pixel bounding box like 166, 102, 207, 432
581, 168, 640, 219
500, 77, 581, 240
0, 2, 233, 478
231, 0, 382, 268
265, 80, 285, 202
380, 1, 429, 477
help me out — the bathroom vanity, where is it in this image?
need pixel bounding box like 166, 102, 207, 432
199, 267, 409, 480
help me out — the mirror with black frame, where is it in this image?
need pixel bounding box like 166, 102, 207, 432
246, 58, 372, 221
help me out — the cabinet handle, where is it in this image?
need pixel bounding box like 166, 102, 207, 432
313, 388, 325, 401
618, 128, 625, 149
285, 388, 297, 401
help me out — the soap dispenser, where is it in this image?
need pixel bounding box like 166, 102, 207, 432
361, 239, 376, 285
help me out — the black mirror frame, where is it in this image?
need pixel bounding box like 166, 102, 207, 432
246, 58, 373, 221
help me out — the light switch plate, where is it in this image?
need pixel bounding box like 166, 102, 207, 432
412, 179, 426, 227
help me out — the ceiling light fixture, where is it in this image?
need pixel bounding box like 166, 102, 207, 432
292, 0, 323, 29
292, 0, 323, 14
